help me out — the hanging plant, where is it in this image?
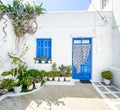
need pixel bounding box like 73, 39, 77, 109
0, 0, 45, 38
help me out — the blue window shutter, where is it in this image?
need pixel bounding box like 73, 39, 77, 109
36, 38, 52, 59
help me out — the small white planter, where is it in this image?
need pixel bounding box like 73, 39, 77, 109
65, 77, 71, 81
49, 77, 53, 81
104, 79, 110, 85
59, 77, 64, 82
35, 60, 39, 64
41, 61, 45, 64
35, 82, 41, 89
54, 77, 59, 81
13, 85, 22, 93
27, 84, 33, 90
48, 61, 52, 64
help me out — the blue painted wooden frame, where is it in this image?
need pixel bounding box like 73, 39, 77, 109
72, 38, 92, 80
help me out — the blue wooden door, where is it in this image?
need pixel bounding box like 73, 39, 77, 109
72, 38, 92, 80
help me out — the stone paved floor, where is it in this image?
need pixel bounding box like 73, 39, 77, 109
0, 81, 119, 110
93, 82, 120, 110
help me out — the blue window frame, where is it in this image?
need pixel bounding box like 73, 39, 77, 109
36, 38, 52, 63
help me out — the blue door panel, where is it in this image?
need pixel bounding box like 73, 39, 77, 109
72, 38, 92, 80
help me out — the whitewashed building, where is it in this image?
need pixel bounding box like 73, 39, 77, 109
0, 0, 119, 88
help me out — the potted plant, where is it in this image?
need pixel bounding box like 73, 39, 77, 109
40, 70, 48, 81
101, 70, 112, 85
47, 58, 52, 64
48, 71, 54, 81
24, 76, 34, 90
34, 76, 41, 89
40, 56, 47, 63
0, 79, 14, 91
64, 73, 72, 81
64, 65, 72, 81
59, 64, 66, 81
54, 71, 60, 81
34, 57, 40, 64
13, 79, 23, 93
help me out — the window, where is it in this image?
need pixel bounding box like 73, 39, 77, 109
36, 38, 52, 63
102, 0, 109, 9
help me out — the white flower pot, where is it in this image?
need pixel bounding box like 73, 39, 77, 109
48, 61, 52, 64
35, 60, 39, 64
59, 77, 64, 82
35, 82, 41, 89
65, 77, 71, 81
104, 79, 110, 85
41, 61, 45, 64
13, 85, 22, 93
27, 84, 33, 90
49, 77, 53, 81
54, 77, 59, 81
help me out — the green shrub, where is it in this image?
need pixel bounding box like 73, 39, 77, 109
27, 69, 40, 77
64, 73, 72, 77
0, 79, 14, 90
101, 70, 112, 80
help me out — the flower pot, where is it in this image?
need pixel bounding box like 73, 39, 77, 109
59, 77, 64, 82
48, 61, 52, 64
65, 77, 71, 81
35, 82, 41, 89
41, 61, 45, 64
13, 85, 22, 93
27, 84, 33, 90
49, 77, 53, 81
35, 60, 39, 64
104, 79, 110, 85
54, 77, 59, 81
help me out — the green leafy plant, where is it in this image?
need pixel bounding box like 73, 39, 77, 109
59, 64, 66, 76
101, 70, 112, 80
24, 76, 34, 86
2, 71, 11, 76
34, 57, 40, 61
51, 62, 57, 71
34, 76, 41, 83
64, 73, 72, 77
0, 0, 45, 52
0, 79, 14, 90
27, 69, 40, 77
40, 56, 47, 61
48, 71, 54, 78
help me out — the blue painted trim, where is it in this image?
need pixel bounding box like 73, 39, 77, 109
72, 38, 92, 80
36, 38, 52, 63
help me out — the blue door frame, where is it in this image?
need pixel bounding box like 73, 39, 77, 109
72, 38, 92, 80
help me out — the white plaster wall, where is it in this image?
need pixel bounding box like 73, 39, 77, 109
24, 11, 112, 82
0, 6, 113, 82
88, 0, 112, 11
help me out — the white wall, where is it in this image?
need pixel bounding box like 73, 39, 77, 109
112, 0, 120, 68
88, 0, 112, 11
0, 4, 113, 82
24, 11, 112, 81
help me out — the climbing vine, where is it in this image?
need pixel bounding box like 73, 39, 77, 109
0, 0, 45, 38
